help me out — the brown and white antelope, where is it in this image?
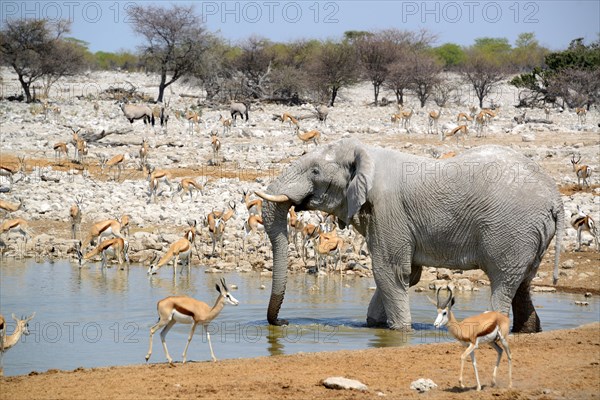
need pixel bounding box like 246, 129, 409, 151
242, 214, 264, 252
0, 157, 25, 183
70, 127, 88, 164
281, 112, 300, 133
77, 238, 129, 269
0, 218, 30, 257
173, 178, 204, 202
186, 110, 201, 134
139, 138, 149, 170
150, 221, 200, 274
428, 108, 442, 135
400, 107, 414, 132
147, 165, 173, 203
570, 155, 592, 188
242, 189, 263, 216
0, 313, 35, 352
444, 125, 468, 143
211, 134, 221, 165
69, 195, 83, 240
575, 107, 587, 125
297, 129, 320, 149
100, 154, 126, 181
85, 217, 126, 247
53, 142, 69, 163
543, 106, 550, 120
571, 206, 599, 251
144, 278, 239, 365
147, 231, 196, 275
474, 111, 486, 137
205, 201, 236, 257
287, 206, 305, 254
315, 228, 344, 272
219, 114, 232, 135
0, 198, 23, 214
456, 112, 473, 124
431, 288, 512, 391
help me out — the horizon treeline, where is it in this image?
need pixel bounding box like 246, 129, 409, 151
1, 4, 598, 109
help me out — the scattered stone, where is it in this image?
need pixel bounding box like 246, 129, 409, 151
562, 259, 576, 269
436, 268, 452, 280
428, 280, 449, 291
410, 378, 437, 393
522, 133, 535, 142
322, 377, 368, 391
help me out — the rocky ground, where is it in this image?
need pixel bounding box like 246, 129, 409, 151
1, 69, 598, 288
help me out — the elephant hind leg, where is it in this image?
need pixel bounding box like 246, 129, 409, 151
511, 278, 541, 333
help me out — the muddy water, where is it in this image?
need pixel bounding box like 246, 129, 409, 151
1, 260, 598, 376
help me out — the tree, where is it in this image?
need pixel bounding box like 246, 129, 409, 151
309, 40, 358, 106
0, 19, 85, 102
355, 32, 399, 106
511, 33, 548, 71
233, 36, 273, 99
461, 49, 506, 108
510, 38, 600, 108
409, 51, 442, 107
385, 58, 412, 106
433, 43, 466, 69
127, 4, 208, 103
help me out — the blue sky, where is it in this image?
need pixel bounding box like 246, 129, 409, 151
1, 1, 598, 52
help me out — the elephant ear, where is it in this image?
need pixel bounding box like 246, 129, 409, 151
346, 145, 374, 220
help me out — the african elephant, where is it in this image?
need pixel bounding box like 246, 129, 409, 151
257, 138, 564, 333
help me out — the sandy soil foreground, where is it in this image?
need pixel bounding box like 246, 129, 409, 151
1, 322, 599, 400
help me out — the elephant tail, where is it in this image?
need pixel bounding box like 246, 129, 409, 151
552, 202, 564, 285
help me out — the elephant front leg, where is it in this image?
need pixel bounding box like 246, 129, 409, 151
366, 288, 387, 327
367, 260, 413, 331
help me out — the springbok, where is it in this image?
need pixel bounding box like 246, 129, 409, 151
76, 238, 129, 269
428, 108, 442, 135
241, 189, 263, 216
211, 134, 221, 165
242, 214, 264, 252
145, 278, 239, 365
570, 155, 592, 188
575, 107, 587, 125
0, 313, 35, 352
100, 154, 126, 181
0, 218, 30, 257
571, 206, 599, 251
205, 201, 236, 257
53, 142, 69, 163
70, 195, 84, 240
431, 288, 512, 391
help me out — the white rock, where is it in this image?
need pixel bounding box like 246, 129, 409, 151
410, 378, 437, 393
322, 377, 368, 391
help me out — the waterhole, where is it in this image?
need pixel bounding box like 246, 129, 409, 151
1, 260, 597, 376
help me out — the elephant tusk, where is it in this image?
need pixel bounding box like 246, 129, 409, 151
254, 191, 290, 203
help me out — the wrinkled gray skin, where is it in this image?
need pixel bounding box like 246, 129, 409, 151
230, 102, 248, 123
261, 139, 563, 333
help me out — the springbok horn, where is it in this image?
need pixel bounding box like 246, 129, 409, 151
255, 191, 290, 203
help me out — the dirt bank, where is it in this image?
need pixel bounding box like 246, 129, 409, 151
1, 323, 599, 400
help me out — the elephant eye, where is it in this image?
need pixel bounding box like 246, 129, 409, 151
311, 167, 319, 176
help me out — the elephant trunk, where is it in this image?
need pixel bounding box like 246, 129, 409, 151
262, 184, 292, 326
